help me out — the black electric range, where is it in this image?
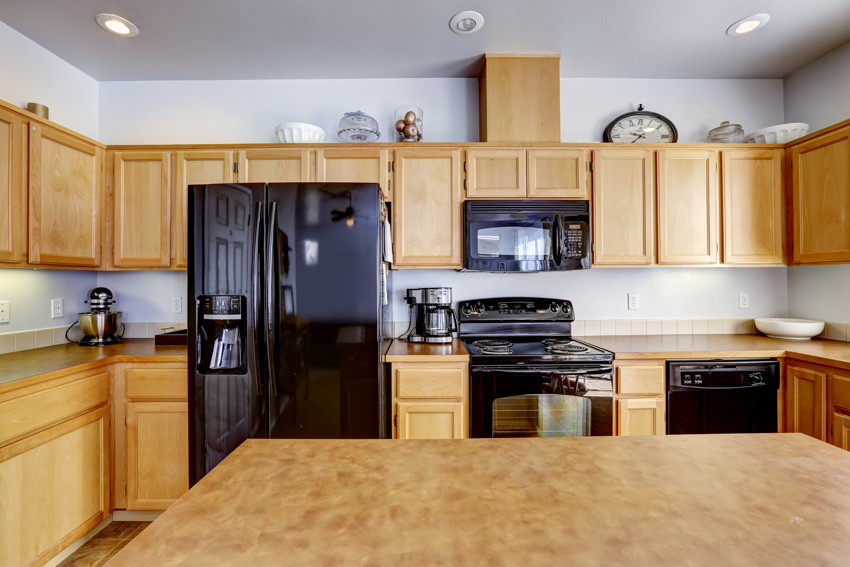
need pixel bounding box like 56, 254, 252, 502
458, 297, 614, 437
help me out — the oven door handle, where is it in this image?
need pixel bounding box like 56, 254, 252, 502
474, 366, 613, 376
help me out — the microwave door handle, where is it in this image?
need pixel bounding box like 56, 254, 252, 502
251, 203, 264, 397
552, 217, 563, 265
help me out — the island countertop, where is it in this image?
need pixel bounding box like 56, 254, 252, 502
106, 434, 850, 566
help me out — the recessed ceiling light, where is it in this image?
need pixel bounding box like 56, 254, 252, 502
95, 13, 139, 37
449, 11, 484, 35
726, 13, 770, 36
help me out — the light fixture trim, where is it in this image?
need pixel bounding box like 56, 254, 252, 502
726, 13, 770, 36
450, 11, 484, 35
95, 13, 139, 37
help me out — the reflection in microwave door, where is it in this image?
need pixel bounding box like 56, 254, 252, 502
477, 234, 501, 257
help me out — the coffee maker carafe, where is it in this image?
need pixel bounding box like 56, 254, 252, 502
405, 288, 458, 344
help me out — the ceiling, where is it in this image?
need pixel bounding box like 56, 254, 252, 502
2, 0, 850, 81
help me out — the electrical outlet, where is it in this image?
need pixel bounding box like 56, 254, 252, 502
51, 298, 63, 319
0, 300, 9, 323
628, 293, 640, 310
171, 296, 182, 314
739, 292, 750, 309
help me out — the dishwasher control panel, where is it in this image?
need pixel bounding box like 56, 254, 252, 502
668, 359, 779, 389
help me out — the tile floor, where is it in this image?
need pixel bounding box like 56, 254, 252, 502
58, 522, 150, 567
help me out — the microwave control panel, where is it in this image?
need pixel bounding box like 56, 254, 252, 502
564, 222, 587, 259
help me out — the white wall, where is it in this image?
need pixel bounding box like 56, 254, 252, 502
787, 266, 850, 324
562, 79, 784, 143
0, 21, 99, 138
0, 269, 97, 333
784, 41, 850, 131
96, 272, 188, 324
391, 268, 788, 323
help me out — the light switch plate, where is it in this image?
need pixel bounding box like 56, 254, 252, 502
51, 298, 63, 319
0, 300, 9, 323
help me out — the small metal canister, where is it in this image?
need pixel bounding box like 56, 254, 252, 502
26, 103, 49, 119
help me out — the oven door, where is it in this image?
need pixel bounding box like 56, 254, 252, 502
470, 365, 614, 437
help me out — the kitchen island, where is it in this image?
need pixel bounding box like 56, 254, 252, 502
106, 434, 850, 566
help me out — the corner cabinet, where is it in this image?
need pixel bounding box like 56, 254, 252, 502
28, 123, 103, 267
392, 148, 462, 268
391, 361, 468, 439
785, 363, 827, 441
789, 126, 850, 264
0, 106, 25, 264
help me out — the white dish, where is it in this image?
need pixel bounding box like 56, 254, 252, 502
275, 122, 325, 143
744, 123, 809, 144
754, 318, 824, 340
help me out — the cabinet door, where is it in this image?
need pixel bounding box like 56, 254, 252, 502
786, 365, 827, 441
616, 397, 665, 436
397, 402, 463, 439
237, 149, 310, 183
790, 126, 850, 263
0, 107, 24, 264
465, 149, 526, 198
126, 402, 189, 510
113, 152, 171, 267
833, 413, 850, 452
657, 149, 718, 264
722, 149, 784, 264
173, 151, 234, 267
28, 123, 103, 266
592, 149, 654, 264
393, 149, 462, 267
315, 148, 390, 199
527, 149, 588, 199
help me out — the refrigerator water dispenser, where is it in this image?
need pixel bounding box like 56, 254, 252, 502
197, 295, 247, 374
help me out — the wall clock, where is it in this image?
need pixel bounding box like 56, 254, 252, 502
603, 104, 678, 143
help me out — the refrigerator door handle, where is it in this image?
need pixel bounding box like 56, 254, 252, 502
251, 202, 264, 397
265, 202, 280, 397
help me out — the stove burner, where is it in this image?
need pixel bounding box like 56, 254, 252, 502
473, 339, 513, 348
541, 338, 574, 346
545, 344, 589, 354
479, 346, 514, 355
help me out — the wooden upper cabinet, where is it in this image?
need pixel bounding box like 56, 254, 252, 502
790, 126, 850, 264
28, 123, 103, 266
113, 152, 171, 268
392, 148, 462, 267
656, 149, 718, 265
0, 106, 24, 264
721, 149, 784, 264
527, 149, 588, 199
786, 364, 827, 441
237, 149, 310, 183
465, 149, 526, 198
315, 148, 390, 199
591, 149, 654, 265
173, 150, 234, 267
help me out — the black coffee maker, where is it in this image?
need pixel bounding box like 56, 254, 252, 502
404, 287, 458, 344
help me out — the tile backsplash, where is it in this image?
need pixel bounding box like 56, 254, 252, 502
0, 322, 187, 355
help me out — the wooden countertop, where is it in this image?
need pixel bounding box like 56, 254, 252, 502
0, 339, 187, 392
580, 334, 850, 369
106, 434, 850, 566
384, 339, 469, 362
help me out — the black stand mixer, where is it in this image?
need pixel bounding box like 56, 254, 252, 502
66, 287, 125, 346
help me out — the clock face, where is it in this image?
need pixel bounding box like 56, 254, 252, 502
604, 112, 678, 143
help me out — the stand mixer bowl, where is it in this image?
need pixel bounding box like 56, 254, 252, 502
78, 312, 122, 342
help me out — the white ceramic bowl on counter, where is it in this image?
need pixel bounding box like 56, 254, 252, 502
744, 123, 809, 144
275, 122, 325, 143
754, 318, 824, 340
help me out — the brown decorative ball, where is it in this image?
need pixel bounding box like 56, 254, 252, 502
404, 111, 417, 124
395, 119, 406, 133
403, 124, 418, 139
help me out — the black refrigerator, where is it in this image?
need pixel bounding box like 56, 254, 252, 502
188, 182, 392, 485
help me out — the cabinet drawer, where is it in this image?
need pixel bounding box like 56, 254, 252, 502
832, 372, 850, 414
126, 368, 187, 400
396, 364, 466, 399
0, 370, 109, 446
616, 366, 665, 395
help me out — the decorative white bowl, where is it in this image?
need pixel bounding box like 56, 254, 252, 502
744, 123, 809, 144
275, 122, 325, 143
755, 318, 824, 340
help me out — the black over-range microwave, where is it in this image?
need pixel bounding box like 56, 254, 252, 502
464, 200, 591, 272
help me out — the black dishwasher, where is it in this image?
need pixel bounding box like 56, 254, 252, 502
666, 359, 780, 435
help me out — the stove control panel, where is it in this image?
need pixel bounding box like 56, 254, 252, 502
458, 297, 575, 321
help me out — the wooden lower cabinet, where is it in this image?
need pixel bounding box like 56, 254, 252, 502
833, 413, 850, 452
614, 362, 666, 436
396, 402, 464, 440
785, 363, 827, 441
391, 361, 468, 439
616, 397, 665, 436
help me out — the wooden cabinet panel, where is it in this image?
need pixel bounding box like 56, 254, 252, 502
173, 151, 234, 267
237, 149, 310, 183
397, 402, 463, 440
786, 365, 827, 441
465, 149, 526, 198
616, 366, 665, 395
833, 413, 850, 452
126, 368, 187, 400
392, 149, 462, 267
126, 402, 189, 510
0, 106, 24, 264
395, 363, 466, 399
657, 149, 718, 264
721, 149, 784, 264
0, 407, 109, 567
28, 123, 102, 266
315, 148, 390, 199
790, 126, 850, 263
831, 371, 850, 415
113, 151, 171, 267
592, 149, 654, 264
527, 149, 588, 198
616, 397, 665, 436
